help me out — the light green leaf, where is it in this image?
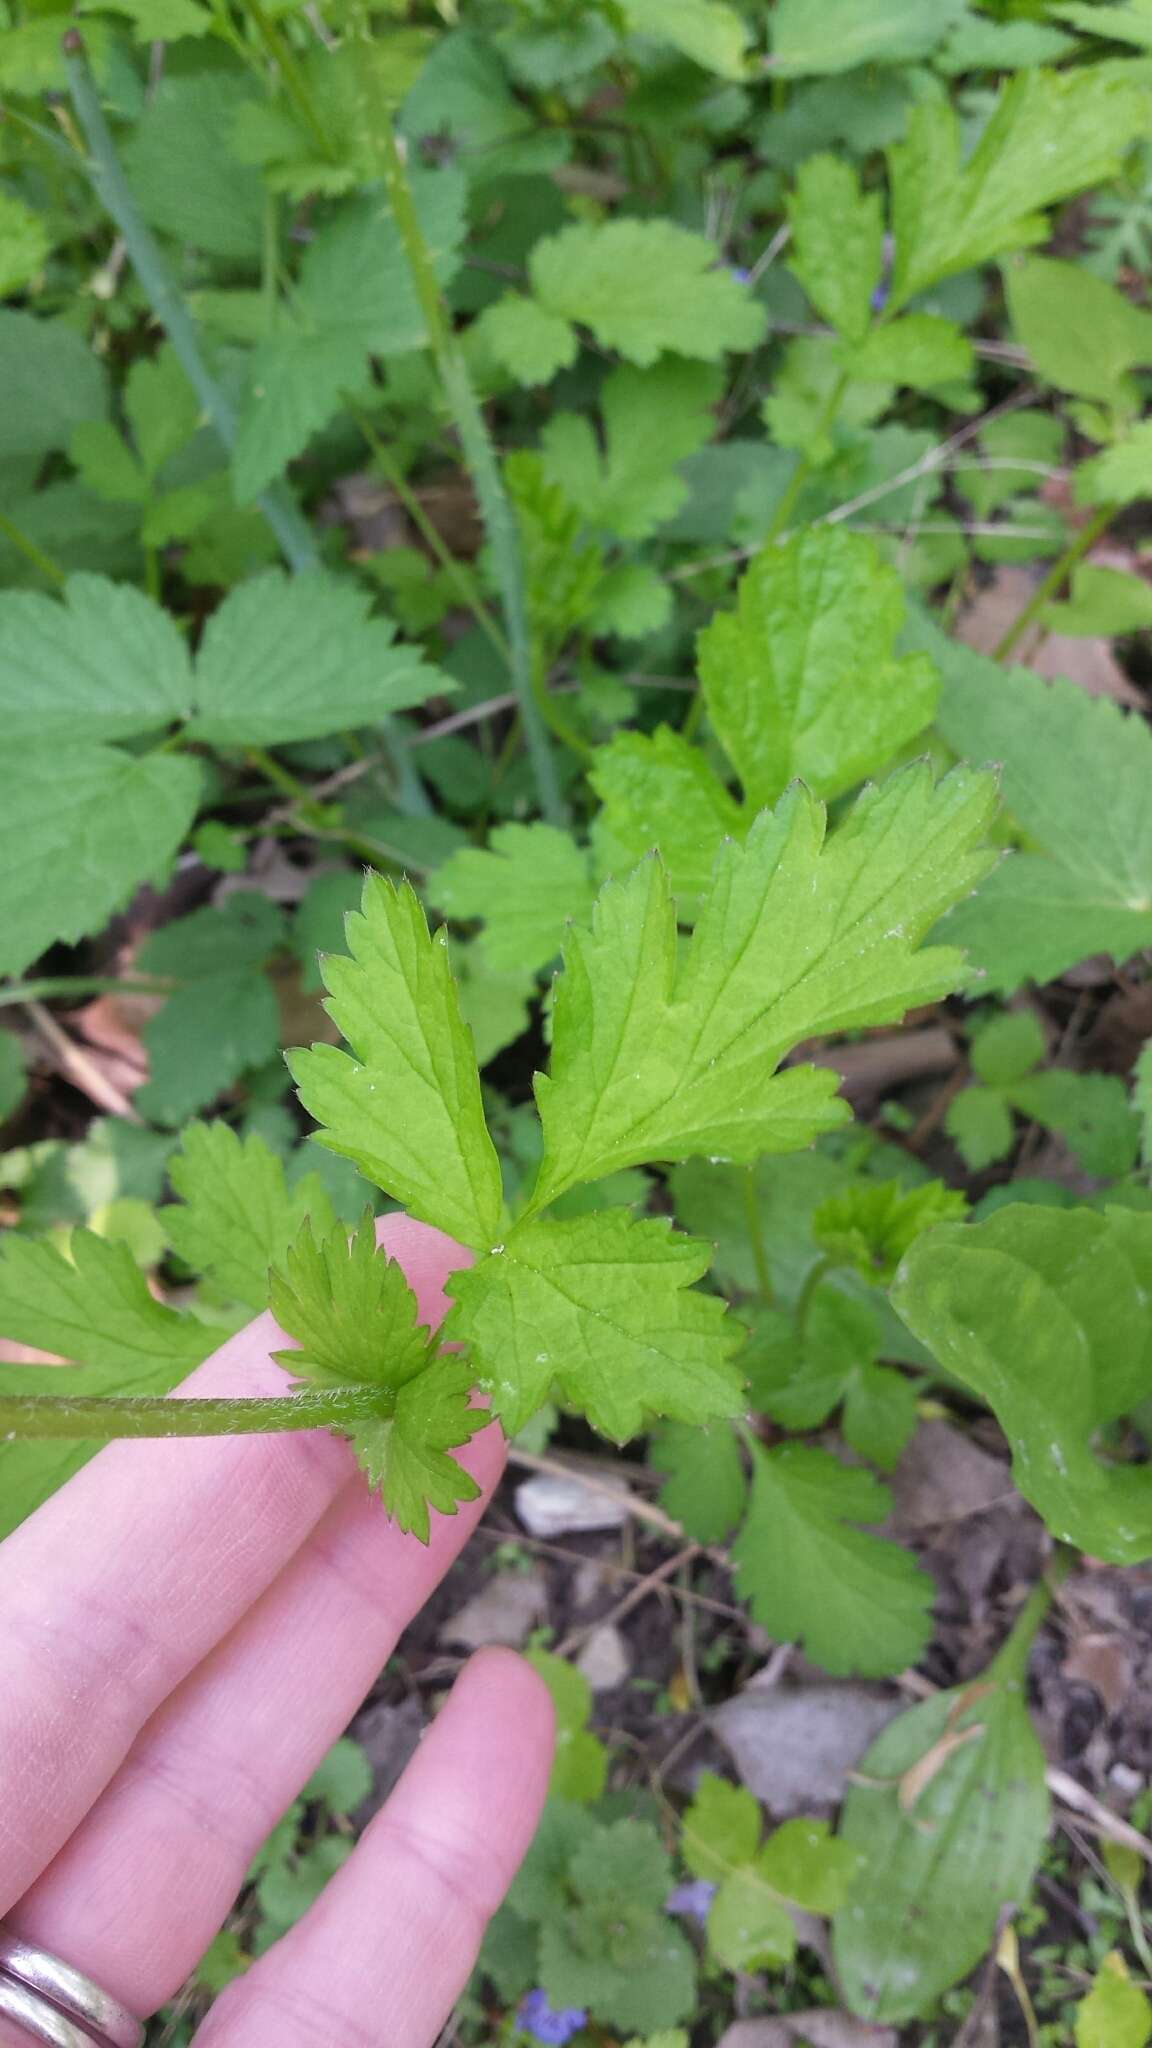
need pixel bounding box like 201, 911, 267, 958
70, 419, 149, 507
893, 1205, 1152, 1561
541, 360, 721, 541
590, 726, 746, 902
843, 1360, 920, 1472
971, 1010, 1046, 1088
833, 1608, 1050, 2023
0, 191, 50, 296
428, 823, 596, 976
525, 1648, 608, 1803
936, 16, 1075, 69
652, 1418, 748, 1542
682, 1772, 761, 1880
0, 1230, 217, 1540
1053, 0, 1152, 49
83, 0, 213, 37
291, 874, 505, 1252
231, 327, 374, 507
1045, 564, 1152, 638
1076, 419, 1152, 508
447, 1208, 743, 1440
772, 0, 965, 74
697, 528, 940, 809
535, 764, 995, 1205
946, 1085, 1017, 1172
475, 294, 578, 386
1137, 1040, 1152, 1170
135, 894, 286, 1126
529, 219, 767, 367
0, 576, 193, 743
0, 1030, 27, 1124
124, 345, 203, 480
1076, 1953, 1152, 2048
167, 1122, 338, 1311
0, 313, 109, 468
936, 657, 1152, 991
732, 1442, 935, 1676
812, 1179, 968, 1285
853, 313, 975, 390
622, 0, 750, 76
788, 155, 884, 344
0, 745, 202, 979
707, 1869, 796, 1972
888, 67, 1148, 309
270, 1215, 484, 1541
1011, 1070, 1140, 1177
189, 568, 448, 746
1005, 254, 1152, 408
123, 68, 266, 259
454, 945, 535, 1069
758, 1817, 860, 1915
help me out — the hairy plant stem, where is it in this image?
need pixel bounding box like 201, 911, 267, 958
993, 500, 1116, 660
0, 1387, 384, 1442
377, 114, 566, 826
740, 1167, 773, 1304
0, 511, 66, 586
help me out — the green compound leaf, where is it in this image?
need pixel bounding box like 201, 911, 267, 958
833, 1598, 1050, 2023
696, 528, 941, 810
936, 656, 1152, 992
707, 1869, 796, 1973
732, 1443, 935, 1677
539, 1819, 697, 2032
270, 1215, 484, 1543
0, 1232, 217, 1540
476, 294, 578, 386
166, 1122, 339, 1312
590, 726, 746, 903
428, 822, 596, 976
1005, 254, 1152, 409
788, 155, 885, 344
682, 1773, 860, 1973
525, 1648, 608, 1804
291, 875, 505, 1253
528, 219, 766, 367
682, 1773, 761, 1881
0, 744, 202, 979
852, 313, 975, 391
189, 569, 447, 748
1075, 1953, 1152, 2048
772, 0, 965, 74
887, 66, 1148, 309
893, 1206, 1152, 1563
447, 1208, 744, 1440
1076, 419, 1152, 508
0, 575, 193, 742
135, 893, 286, 1128
540, 360, 721, 541
621, 0, 751, 77
535, 762, 995, 1207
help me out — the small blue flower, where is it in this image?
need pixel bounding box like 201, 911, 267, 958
518, 1989, 588, 2045
729, 264, 752, 284
870, 282, 890, 312
666, 1876, 718, 1921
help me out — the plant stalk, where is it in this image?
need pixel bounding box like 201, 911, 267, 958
0, 512, 67, 586
0, 1387, 384, 1441
378, 115, 566, 826
740, 1166, 773, 1303
993, 501, 1116, 661
0, 975, 176, 1010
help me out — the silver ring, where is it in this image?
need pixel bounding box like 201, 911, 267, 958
0, 1929, 142, 2048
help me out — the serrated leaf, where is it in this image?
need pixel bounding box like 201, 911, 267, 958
772, 0, 965, 74
812, 1179, 968, 1284
1006, 254, 1152, 409
1045, 564, 1152, 637
696, 528, 940, 809
189, 568, 447, 746
732, 1442, 935, 1676
853, 314, 975, 390
1011, 1069, 1140, 1177
0, 191, 51, 296
290, 875, 504, 1251
946, 1085, 1017, 1172
476, 294, 578, 386
0, 745, 202, 979
428, 823, 596, 976
888, 67, 1148, 309
447, 1208, 743, 1440
758, 1817, 860, 1915
590, 727, 746, 902
833, 1610, 1050, 2022
270, 1214, 484, 1542
124, 345, 204, 480
622, 0, 750, 76
529, 220, 766, 367
123, 68, 266, 259
707, 1869, 796, 1972
135, 893, 286, 1127
167, 1122, 338, 1311
682, 1773, 761, 1881
0, 312, 109, 467
1053, 0, 1152, 48
540, 1820, 696, 2031
0, 576, 193, 742
232, 328, 373, 506
0, 1231, 217, 1539
652, 1418, 748, 1542
936, 655, 1152, 992
540, 361, 721, 541
970, 1010, 1046, 1088
534, 764, 995, 1206
788, 156, 884, 344
895, 1206, 1152, 1561
1076, 419, 1152, 508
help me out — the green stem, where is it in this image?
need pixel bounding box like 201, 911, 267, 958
989, 1570, 1057, 1688
245, 0, 335, 163
0, 1387, 384, 1441
0, 511, 67, 586
793, 1253, 834, 1340
348, 399, 508, 657
378, 115, 565, 827
993, 501, 1116, 661
740, 1166, 773, 1304
530, 653, 594, 764
63, 34, 318, 578
764, 369, 851, 546
0, 975, 176, 1010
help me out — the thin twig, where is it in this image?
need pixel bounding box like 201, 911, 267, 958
507, 1444, 691, 1542
554, 1544, 699, 1657
22, 1002, 141, 1122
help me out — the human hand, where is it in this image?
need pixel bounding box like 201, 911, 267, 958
0, 1215, 555, 2047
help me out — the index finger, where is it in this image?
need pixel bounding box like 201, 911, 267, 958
0, 1215, 467, 1919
